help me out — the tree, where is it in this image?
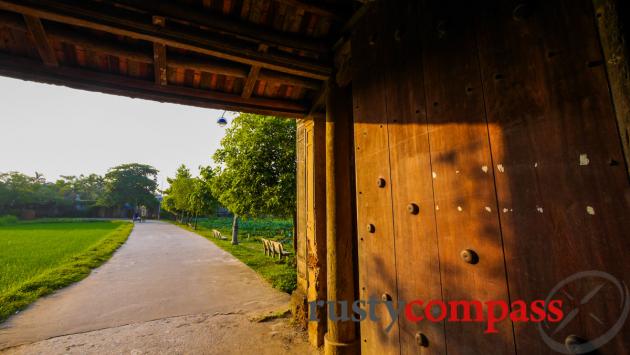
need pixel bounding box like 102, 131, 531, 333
162, 165, 194, 222
211, 113, 296, 245
0, 172, 68, 214
189, 166, 219, 227
100, 163, 158, 216
162, 165, 218, 227
56, 174, 105, 202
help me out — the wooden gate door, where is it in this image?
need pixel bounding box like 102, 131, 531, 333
351, 0, 630, 354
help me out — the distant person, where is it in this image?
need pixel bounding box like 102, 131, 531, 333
133, 212, 139, 223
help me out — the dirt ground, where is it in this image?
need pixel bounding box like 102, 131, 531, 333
2, 310, 318, 355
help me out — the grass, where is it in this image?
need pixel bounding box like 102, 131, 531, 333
0, 220, 133, 322
0, 215, 18, 226
178, 216, 297, 293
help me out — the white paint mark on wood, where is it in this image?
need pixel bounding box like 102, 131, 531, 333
432, 171, 437, 179
536, 206, 544, 213
482, 165, 488, 173
497, 164, 505, 172
485, 206, 492, 212
579, 154, 590, 166
503, 208, 508, 213
457, 206, 463, 212
534, 162, 538, 168
456, 170, 460, 174
586, 206, 595, 215
435, 205, 439, 211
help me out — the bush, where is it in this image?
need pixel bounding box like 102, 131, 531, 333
271, 266, 297, 293
0, 215, 18, 226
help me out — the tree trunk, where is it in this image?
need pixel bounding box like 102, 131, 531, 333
231, 214, 239, 245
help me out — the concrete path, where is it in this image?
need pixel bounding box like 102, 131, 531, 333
0, 221, 313, 354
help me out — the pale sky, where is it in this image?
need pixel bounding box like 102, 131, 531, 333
0, 76, 236, 189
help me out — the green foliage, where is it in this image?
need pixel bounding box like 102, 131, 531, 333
161, 165, 218, 219
56, 174, 105, 203
99, 163, 159, 210
211, 114, 296, 219
0, 215, 18, 226
191, 166, 218, 216
0, 172, 71, 214
197, 216, 293, 240
0, 221, 133, 322
178, 218, 296, 293
0, 165, 159, 218
162, 165, 194, 215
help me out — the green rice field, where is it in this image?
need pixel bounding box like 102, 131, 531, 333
0, 220, 133, 322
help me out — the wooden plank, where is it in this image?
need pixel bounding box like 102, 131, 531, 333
421, 1, 515, 353
22, 15, 57, 66
241, 65, 260, 98
380, 0, 446, 353
0, 52, 307, 117
351, 2, 400, 353
475, 0, 630, 353
0, 0, 332, 80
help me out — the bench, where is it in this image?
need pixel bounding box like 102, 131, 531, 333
261, 238, 272, 256
212, 229, 228, 240
261, 238, 291, 259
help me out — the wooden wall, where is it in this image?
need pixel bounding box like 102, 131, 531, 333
351, 0, 630, 354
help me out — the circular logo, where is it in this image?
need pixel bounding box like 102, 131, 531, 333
538, 270, 630, 354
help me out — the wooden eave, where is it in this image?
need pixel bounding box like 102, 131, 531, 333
0, 0, 357, 117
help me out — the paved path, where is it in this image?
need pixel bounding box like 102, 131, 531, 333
0, 221, 312, 354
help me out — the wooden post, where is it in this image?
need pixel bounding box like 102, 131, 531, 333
301, 115, 328, 347
324, 80, 358, 355
593, 0, 630, 179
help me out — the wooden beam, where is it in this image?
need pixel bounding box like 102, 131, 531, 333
242, 65, 260, 98
307, 83, 328, 118
258, 69, 320, 90
242, 44, 267, 98
272, 0, 345, 20
22, 15, 57, 66
0, 53, 307, 117
333, 3, 369, 52
0, 11, 323, 90
111, 0, 330, 54
0, 0, 332, 80
153, 42, 167, 85
151, 15, 167, 86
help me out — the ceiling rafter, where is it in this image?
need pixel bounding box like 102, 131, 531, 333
0, 0, 332, 80
22, 14, 57, 66
110, 0, 331, 54
0, 11, 324, 90
0, 53, 308, 117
